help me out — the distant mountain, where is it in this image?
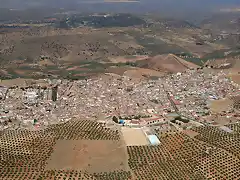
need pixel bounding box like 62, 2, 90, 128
2, 0, 239, 10
1, 0, 240, 23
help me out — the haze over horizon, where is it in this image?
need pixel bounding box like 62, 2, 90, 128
1, 0, 240, 10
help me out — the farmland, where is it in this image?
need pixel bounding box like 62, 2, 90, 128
1, 120, 240, 179
1, 12, 239, 80
0, 120, 132, 179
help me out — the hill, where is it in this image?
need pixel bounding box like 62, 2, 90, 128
140, 54, 199, 73
0, 11, 238, 80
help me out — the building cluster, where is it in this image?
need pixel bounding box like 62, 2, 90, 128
165, 69, 238, 118
0, 68, 239, 130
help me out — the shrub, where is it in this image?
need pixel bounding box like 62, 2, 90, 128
112, 116, 118, 123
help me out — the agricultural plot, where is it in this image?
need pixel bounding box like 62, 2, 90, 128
127, 132, 240, 180
1, 120, 240, 179
134, 35, 186, 56
39, 170, 96, 180
47, 120, 120, 140
46, 140, 129, 173
40, 169, 132, 180
230, 96, 240, 110
121, 127, 149, 146
127, 133, 205, 180
0, 120, 132, 179
0, 130, 56, 179
209, 98, 233, 113
227, 123, 240, 134
192, 126, 240, 158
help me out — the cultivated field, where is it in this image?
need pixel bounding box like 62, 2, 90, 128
0, 120, 132, 179
1, 121, 240, 179
46, 140, 129, 173
121, 127, 149, 146
128, 131, 240, 179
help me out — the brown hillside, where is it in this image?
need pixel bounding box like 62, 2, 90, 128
123, 67, 165, 79
143, 54, 199, 73
204, 56, 240, 69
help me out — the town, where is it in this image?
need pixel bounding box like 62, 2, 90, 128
1, 67, 239, 146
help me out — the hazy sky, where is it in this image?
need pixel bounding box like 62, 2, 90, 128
1, 0, 240, 12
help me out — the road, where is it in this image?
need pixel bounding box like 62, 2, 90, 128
162, 82, 206, 125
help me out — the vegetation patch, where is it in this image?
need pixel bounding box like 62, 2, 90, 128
56, 14, 146, 29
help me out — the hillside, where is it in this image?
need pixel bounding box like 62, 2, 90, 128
0, 11, 239, 80
140, 54, 199, 73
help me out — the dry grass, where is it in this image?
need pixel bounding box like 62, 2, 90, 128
123, 67, 165, 79
0, 78, 28, 87
144, 54, 199, 73
38, 59, 55, 66
209, 98, 233, 113
46, 140, 129, 173
109, 55, 148, 63
182, 129, 199, 138
230, 74, 240, 85
121, 127, 149, 146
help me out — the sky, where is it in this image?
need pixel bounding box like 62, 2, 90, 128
1, 0, 240, 14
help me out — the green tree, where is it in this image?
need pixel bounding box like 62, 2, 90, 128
112, 116, 118, 123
